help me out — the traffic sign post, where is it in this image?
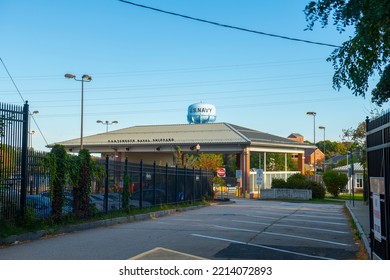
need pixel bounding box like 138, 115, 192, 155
257, 169, 263, 198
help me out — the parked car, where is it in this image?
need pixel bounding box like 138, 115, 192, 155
26, 195, 52, 218
107, 192, 152, 209
39, 191, 73, 215
89, 194, 119, 212
130, 189, 167, 206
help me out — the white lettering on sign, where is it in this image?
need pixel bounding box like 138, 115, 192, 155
190, 107, 213, 113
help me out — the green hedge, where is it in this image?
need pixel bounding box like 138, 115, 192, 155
271, 173, 325, 199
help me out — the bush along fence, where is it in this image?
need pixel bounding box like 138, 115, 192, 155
0, 145, 213, 223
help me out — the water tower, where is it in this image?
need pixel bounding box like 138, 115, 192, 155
187, 102, 217, 124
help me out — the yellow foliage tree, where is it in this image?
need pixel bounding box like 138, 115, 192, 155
194, 153, 223, 172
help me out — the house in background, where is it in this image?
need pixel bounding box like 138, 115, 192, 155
287, 133, 305, 143
288, 133, 325, 171
333, 163, 365, 193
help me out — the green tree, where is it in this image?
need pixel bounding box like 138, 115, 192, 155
194, 153, 224, 172
44, 144, 67, 222
0, 144, 16, 180
305, 0, 390, 105
341, 121, 366, 150
323, 170, 348, 197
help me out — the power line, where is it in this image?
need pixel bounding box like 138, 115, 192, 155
118, 0, 341, 48
0, 57, 49, 146
0, 57, 25, 103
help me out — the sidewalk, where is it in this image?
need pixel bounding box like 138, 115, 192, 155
345, 200, 371, 258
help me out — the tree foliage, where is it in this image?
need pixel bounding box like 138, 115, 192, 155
341, 121, 366, 150
305, 0, 390, 105
44, 144, 67, 222
73, 149, 93, 218
323, 170, 348, 197
194, 153, 224, 172
0, 144, 16, 180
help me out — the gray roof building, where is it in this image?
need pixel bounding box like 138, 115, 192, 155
49, 122, 314, 194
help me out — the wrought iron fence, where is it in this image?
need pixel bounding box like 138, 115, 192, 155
0, 102, 29, 220
1, 101, 212, 223
366, 113, 390, 260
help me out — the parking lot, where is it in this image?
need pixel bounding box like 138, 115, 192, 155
0, 199, 359, 260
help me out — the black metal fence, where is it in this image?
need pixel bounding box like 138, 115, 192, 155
0, 100, 213, 222
103, 157, 212, 211
0, 102, 29, 220
366, 113, 390, 260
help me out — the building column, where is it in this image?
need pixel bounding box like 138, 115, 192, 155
298, 153, 305, 174
242, 147, 250, 197
285, 153, 288, 181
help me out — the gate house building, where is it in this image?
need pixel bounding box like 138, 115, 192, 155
51, 123, 314, 194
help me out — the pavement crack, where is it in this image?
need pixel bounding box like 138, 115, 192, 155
247, 209, 300, 244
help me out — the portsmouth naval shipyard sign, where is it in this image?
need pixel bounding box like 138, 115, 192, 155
107, 138, 175, 143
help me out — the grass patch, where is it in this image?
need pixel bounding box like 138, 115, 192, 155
343, 207, 369, 260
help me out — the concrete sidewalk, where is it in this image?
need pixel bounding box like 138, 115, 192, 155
345, 200, 371, 258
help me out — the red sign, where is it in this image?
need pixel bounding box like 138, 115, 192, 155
217, 168, 226, 177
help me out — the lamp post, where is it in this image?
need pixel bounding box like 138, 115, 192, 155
319, 126, 326, 169
28, 110, 39, 150
97, 120, 118, 132
306, 111, 317, 177
65, 73, 92, 150
28, 130, 35, 151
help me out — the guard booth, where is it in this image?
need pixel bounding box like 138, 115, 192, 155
366, 114, 390, 260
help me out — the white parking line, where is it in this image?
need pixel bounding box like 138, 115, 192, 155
284, 218, 347, 225
263, 232, 351, 247
232, 220, 349, 234
213, 225, 351, 247
245, 214, 284, 220
191, 233, 334, 260
292, 213, 345, 220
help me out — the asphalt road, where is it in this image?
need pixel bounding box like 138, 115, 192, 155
0, 199, 359, 260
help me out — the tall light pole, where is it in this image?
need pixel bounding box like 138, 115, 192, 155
65, 73, 92, 150
97, 120, 118, 132
28, 110, 39, 150
307, 111, 317, 177
319, 126, 326, 159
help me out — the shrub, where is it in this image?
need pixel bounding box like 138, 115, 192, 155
286, 173, 307, 189
271, 178, 287, 188
323, 170, 348, 198
307, 181, 325, 199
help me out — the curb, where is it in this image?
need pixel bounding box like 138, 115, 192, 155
0, 204, 208, 246
345, 203, 371, 258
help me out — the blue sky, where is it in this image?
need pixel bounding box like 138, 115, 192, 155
0, 0, 380, 151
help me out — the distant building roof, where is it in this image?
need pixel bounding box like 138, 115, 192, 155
288, 133, 304, 138
324, 155, 347, 165
49, 122, 314, 153
333, 163, 364, 172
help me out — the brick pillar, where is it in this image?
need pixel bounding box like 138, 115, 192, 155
298, 153, 305, 174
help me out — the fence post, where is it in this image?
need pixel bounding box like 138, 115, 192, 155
105, 155, 109, 214
184, 166, 187, 202
153, 161, 156, 205
139, 160, 143, 209
20, 101, 29, 219
200, 168, 203, 199
165, 163, 168, 204
193, 167, 195, 203
175, 165, 178, 205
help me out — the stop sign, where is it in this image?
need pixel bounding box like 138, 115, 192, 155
217, 168, 226, 177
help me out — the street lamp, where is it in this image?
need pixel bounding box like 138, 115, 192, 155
306, 111, 317, 176
28, 130, 35, 151
65, 73, 92, 150
318, 126, 326, 158
29, 110, 39, 150
97, 120, 118, 132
